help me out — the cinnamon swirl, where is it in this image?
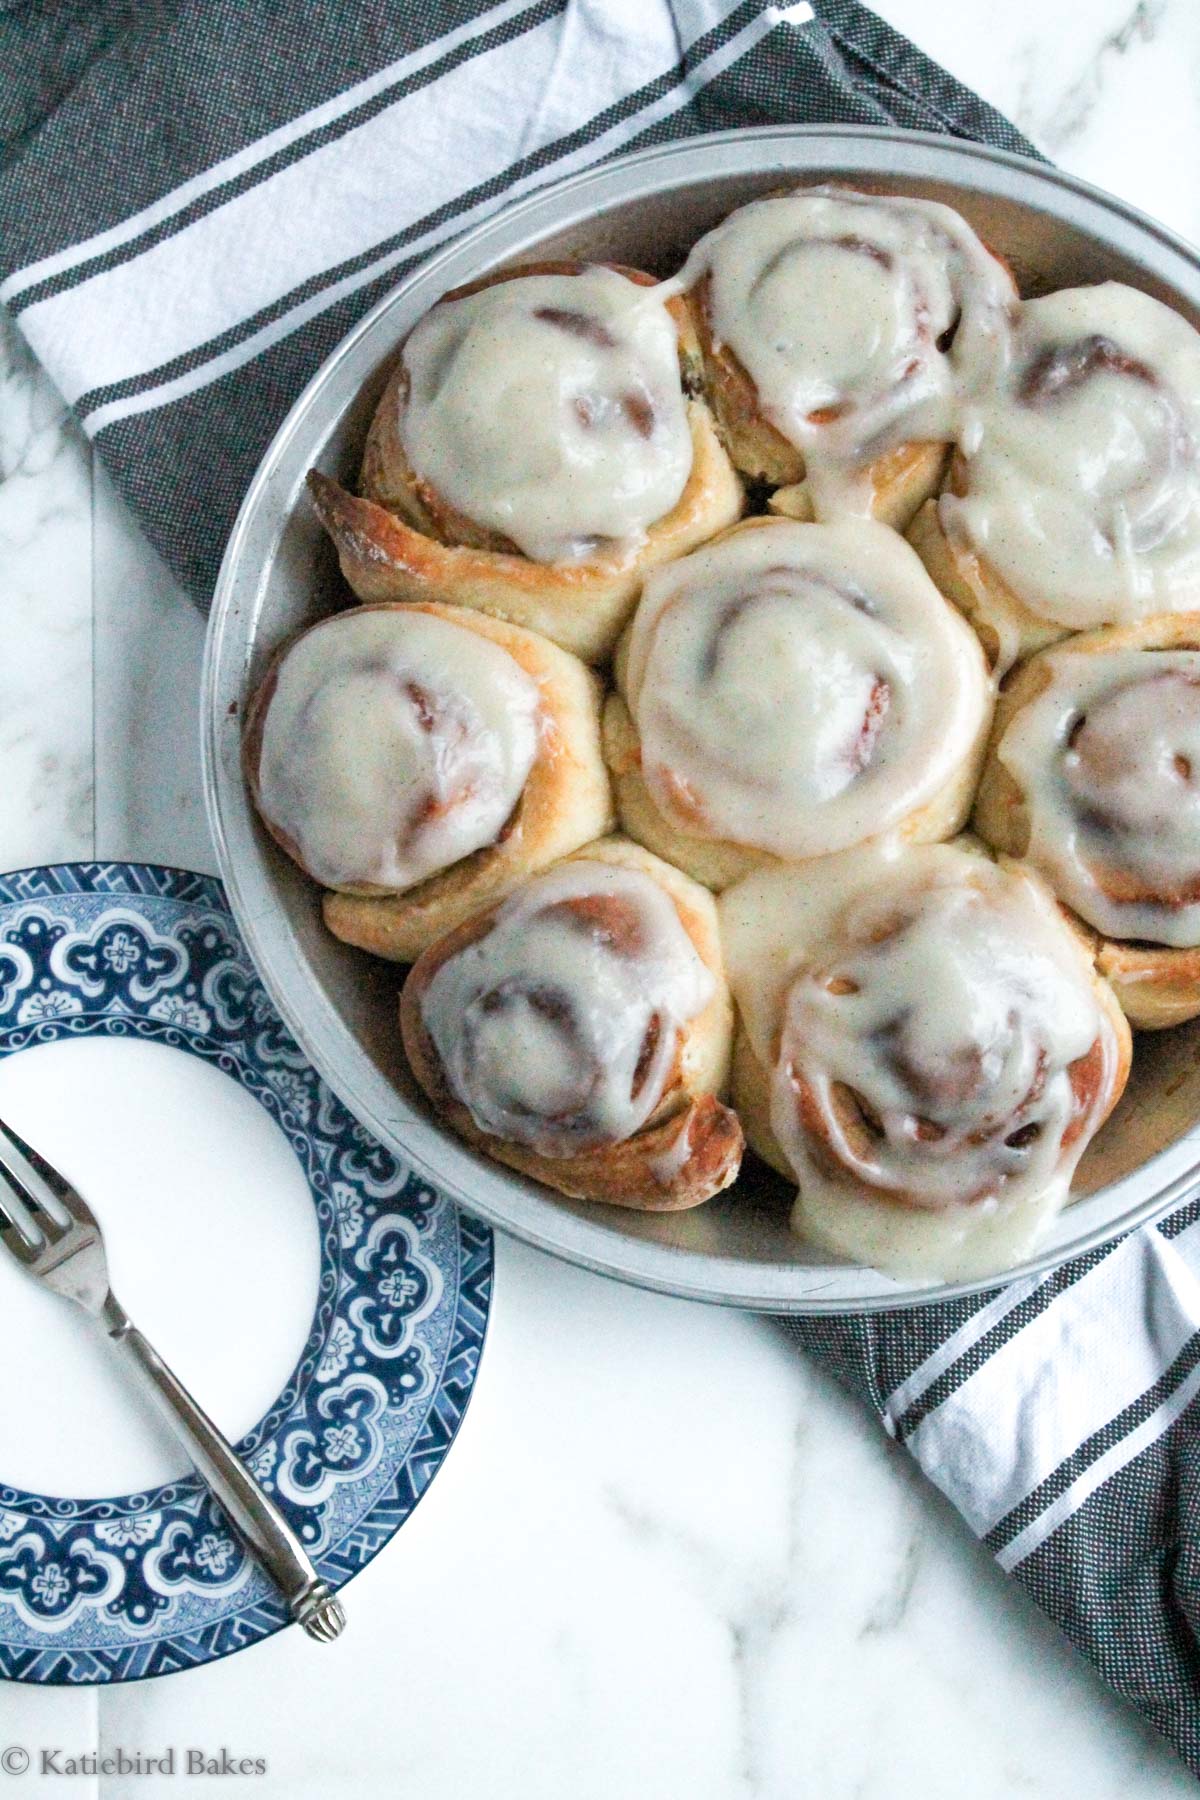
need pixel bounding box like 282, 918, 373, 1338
244, 602, 613, 962
400, 838, 743, 1207
308, 261, 743, 663
603, 516, 992, 889
974, 614, 1200, 1027
720, 841, 1131, 1278
677, 185, 1015, 525
911, 283, 1200, 671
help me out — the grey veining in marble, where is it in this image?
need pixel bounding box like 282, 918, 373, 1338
1033, 0, 1168, 156
0, 310, 92, 870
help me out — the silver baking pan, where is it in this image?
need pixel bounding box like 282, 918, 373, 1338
202, 125, 1200, 1312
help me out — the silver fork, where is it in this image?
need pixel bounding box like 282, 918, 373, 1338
0, 1115, 345, 1643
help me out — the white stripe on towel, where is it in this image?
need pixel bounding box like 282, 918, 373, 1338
998, 1355, 1200, 1571
20, 0, 758, 420
80, 2, 779, 434
0, 0, 554, 305
905, 1219, 1200, 1538
881, 1271, 1052, 1436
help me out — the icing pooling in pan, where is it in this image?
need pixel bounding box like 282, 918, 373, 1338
675, 185, 1016, 511
623, 519, 991, 859
398, 267, 694, 564
997, 646, 1200, 947
944, 283, 1200, 626
256, 608, 540, 891
420, 859, 714, 1157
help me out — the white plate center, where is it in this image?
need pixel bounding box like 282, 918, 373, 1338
0, 1036, 320, 1500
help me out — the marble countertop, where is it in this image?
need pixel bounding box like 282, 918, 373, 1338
2, 2, 1199, 1792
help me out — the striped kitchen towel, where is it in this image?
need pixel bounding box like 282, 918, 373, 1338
787, 1199, 1200, 1770
0, 0, 1031, 601
3, 0, 1199, 1774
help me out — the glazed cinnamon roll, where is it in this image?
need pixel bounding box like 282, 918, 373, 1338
720, 841, 1131, 1279
400, 839, 743, 1208
910, 283, 1200, 672
308, 261, 743, 663
974, 615, 1200, 1028
603, 516, 992, 889
244, 602, 613, 963
676, 185, 1015, 526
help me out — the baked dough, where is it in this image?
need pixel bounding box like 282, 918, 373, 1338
307, 261, 744, 663
604, 515, 993, 889
974, 614, 1200, 1028
400, 837, 743, 1207
720, 839, 1131, 1278
244, 601, 614, 963
912, 284, 1200, 672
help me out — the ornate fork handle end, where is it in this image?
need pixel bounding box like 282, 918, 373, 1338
293, 1582, 347, 1643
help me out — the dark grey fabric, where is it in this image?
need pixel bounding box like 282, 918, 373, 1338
1018, 1403, 1200, 1771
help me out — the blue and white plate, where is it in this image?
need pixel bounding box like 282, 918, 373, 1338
0, 863, 491, 1684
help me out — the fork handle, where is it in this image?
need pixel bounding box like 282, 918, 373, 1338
105, 1303, 345, 1643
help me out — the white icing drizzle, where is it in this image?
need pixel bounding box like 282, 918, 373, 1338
675, 185, 1015, 512
256, 608, 540, 891
944, 283, 1200, 625
420, 860, 714, 1157
623, 519, 991, 858
647, 1122, 699, 1189
997, 646, 1200, 947
719, 842, 1120, 1278
398, 267, 694, 564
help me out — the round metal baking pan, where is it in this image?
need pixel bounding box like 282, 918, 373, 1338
202, 125, 1200, 1312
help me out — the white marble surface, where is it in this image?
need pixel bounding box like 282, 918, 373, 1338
1, 2, 1199, 1792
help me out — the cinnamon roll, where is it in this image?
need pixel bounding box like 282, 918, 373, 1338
603, 516, 992, 889
308, 261, 743, 663
400, 838, 743, 1208
910, 283, 1200, 672
974, 615, 1200, 1028
676, 185, 1015, 526
720, 841, 1131, 1278
244, 602, 613, 963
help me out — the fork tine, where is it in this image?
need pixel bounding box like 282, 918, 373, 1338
0, 1117, 72, 1202
0, 1119, 108, 1305
0, 1178, 44, 1264
0, 1118, 74, 1236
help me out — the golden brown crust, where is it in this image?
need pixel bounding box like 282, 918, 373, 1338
602, 517, 993, 891
730, 1028, 791, 1179
689, 270, 805, 489
768, 440, 949, 533
398, 836, 743, 1207
977, 617, 1200, 1030
309, 418, 743, 666
906, 491, 1068, 674
308, 260, 744, 664
1093, 939, 1200, 1031
602, 691, 767, 891
245, 601, 614, 964
430, 1091, 745, 1211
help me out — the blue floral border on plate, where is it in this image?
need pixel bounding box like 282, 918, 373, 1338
0, 863, 492, 1684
